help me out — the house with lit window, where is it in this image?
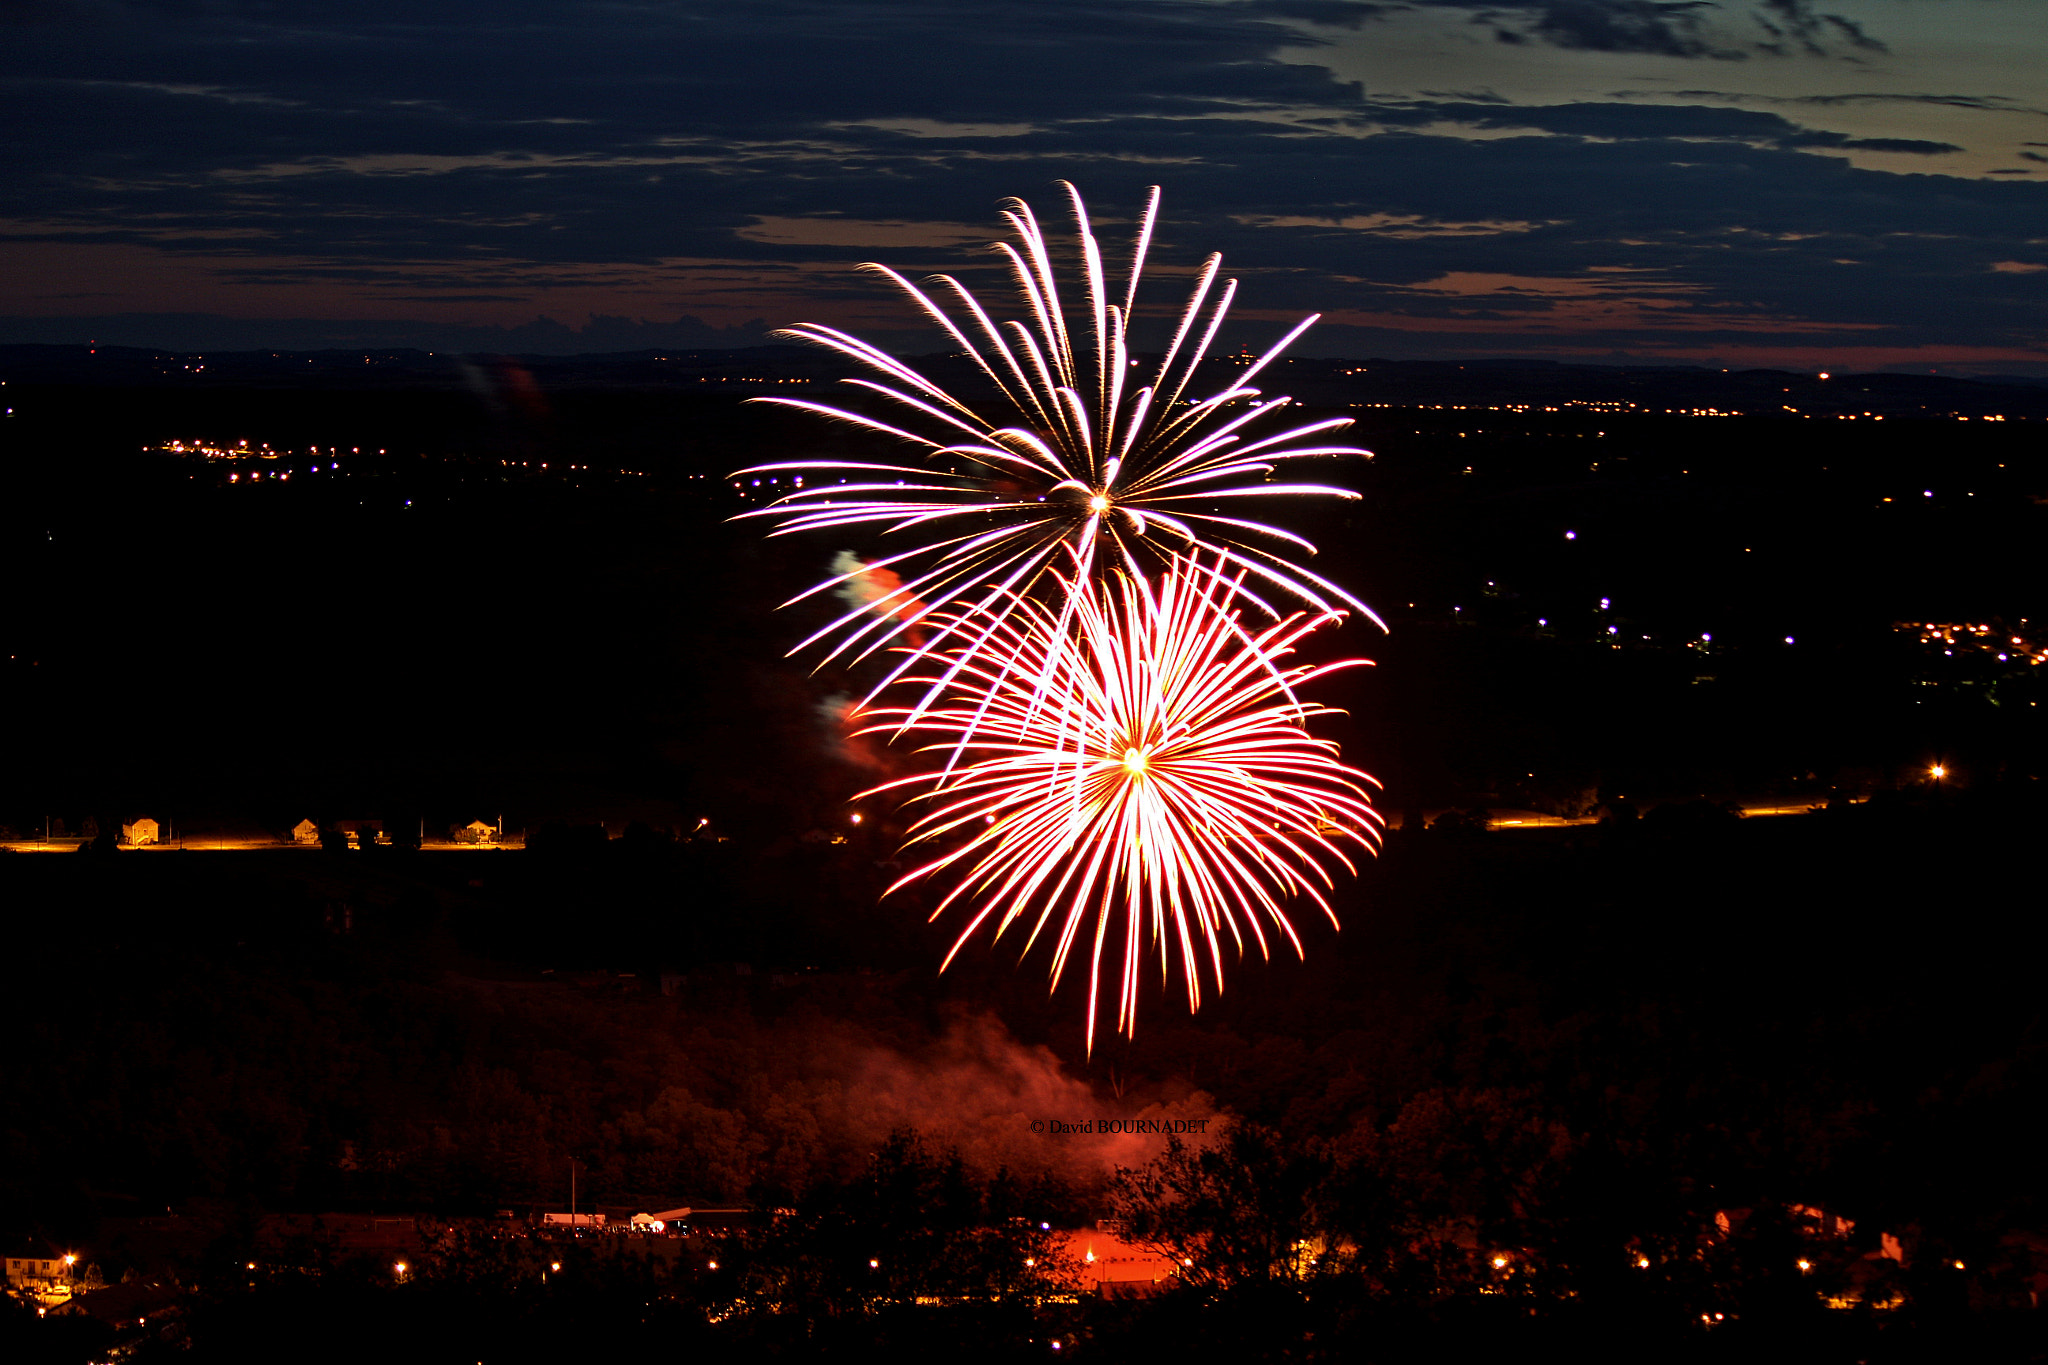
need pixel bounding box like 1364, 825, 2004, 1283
3, 1240, 73, 1293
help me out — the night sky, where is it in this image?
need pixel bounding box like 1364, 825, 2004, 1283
4, 0, 2044, 369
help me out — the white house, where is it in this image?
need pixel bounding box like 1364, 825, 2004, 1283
121, 817, 160, 846
3, 1243, 71, 1291
291, 819, 320, 844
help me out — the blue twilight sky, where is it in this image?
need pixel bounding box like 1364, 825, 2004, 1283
2, 0, 2044, 369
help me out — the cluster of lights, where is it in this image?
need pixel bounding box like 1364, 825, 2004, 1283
1899, 620, 2045, 666
152, 444, 646, 483
1331, 400, 2031, 421
150, 438, 382, 461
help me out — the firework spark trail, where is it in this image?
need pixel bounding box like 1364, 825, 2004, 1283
733, 184, 1382, 717
857, 552, 1381, 1050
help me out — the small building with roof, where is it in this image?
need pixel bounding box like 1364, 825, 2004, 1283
4, 1239, 73, 1292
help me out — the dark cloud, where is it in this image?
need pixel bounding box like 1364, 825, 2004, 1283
1788, 91, 2042, 113
0, 0, 2040, 365
1235, 0, 1390, 26
1394, 98, 1957, 154
1826, 136, 1959, 155
1408, 0, 1892, 59
1751, 0, 1886, 55
1497, 1, 1730, 58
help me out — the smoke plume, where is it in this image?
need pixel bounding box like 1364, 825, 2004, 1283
831, 550, 930, 645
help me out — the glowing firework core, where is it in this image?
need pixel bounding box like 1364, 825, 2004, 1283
861, 552, 1381, 1049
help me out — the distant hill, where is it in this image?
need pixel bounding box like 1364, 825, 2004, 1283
4, 343, 2045, 417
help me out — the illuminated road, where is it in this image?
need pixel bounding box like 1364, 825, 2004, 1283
1, 803, 1848, 856
1393, 799, 1848, 833
0, 837, 521, 853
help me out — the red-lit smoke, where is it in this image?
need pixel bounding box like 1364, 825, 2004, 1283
831, 550, 929, 646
